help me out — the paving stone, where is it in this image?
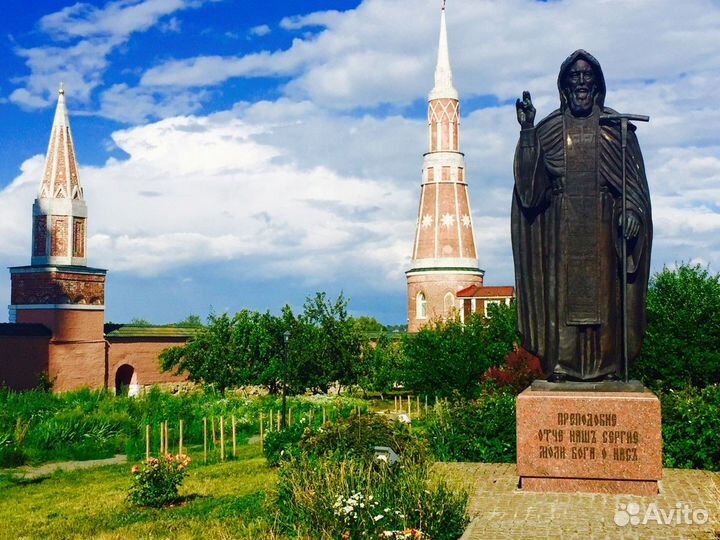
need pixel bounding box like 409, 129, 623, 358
437, 463, 720, 540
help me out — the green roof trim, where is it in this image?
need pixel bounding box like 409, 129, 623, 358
105, 325, 201, 338
405, 267, 485, 274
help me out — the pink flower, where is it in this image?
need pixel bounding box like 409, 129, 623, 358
131, 465, 140, 474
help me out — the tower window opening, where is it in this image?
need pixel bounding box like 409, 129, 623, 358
417, 292, 427, 320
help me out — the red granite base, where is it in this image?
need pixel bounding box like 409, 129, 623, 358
516, 387, 662, 495
521, 477, 659, 496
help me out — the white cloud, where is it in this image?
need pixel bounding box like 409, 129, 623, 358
10, 0, 209, 110
248, 24, 271, 38
4, 0, 720, 320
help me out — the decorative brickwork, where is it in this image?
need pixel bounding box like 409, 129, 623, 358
51, 216, 68, 256
41, 131, 57, 198
11, 271, 105, 305
33, 216, 47, 257
72, 217, 85, 258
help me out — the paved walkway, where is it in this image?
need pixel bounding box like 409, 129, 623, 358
436, 463, 720, 540
1, 454, 127, 480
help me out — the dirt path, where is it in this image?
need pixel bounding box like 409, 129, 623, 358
1, 454, 127, 480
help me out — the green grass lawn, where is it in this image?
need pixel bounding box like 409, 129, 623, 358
0, 443, 290, 540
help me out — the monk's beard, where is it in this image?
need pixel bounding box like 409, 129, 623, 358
567, 87, 596, 116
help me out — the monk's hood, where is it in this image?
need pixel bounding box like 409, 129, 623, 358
557, 49, 607, 112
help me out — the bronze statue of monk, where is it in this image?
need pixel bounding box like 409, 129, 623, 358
512, 50, 652, 382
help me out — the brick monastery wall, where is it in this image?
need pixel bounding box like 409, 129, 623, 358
107, 338, 188, 393
0, 336, 50, 390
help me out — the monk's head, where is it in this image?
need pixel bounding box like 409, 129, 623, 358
563, 58, 597, 117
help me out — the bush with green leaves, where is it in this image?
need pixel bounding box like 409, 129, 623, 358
401, 303, 518, 399
128, 453, 191, 507
633, 263, 720, 390
276, 454, 467, 540
660, 385, 720, 471
263, 420, 309, 466
299, 412, 427, 463
426, 391, 516, 463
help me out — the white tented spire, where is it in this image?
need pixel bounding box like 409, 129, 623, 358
429, 1, 458, 101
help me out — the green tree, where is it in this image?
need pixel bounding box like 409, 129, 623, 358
356, 334, 404, 394
283, 293, 364, 394
174, 314, 203, 328
350, 315, 385, 334
160, 311, 286, 393
401, 302, 518, 399
633, 263, 720, 389
129, 317, 151, 326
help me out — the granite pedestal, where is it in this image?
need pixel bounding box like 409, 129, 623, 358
516, 383, 662, 496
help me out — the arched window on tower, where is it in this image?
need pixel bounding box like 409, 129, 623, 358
443, 292, 455, 316
417, 292, 427, 320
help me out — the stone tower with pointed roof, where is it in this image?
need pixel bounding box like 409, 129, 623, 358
8, 85, 107, 390
406, 4, 484, 332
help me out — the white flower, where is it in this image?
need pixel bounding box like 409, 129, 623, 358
373, 514, 384, 522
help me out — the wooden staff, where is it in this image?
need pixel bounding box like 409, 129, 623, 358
211, 416, 217, 446
269, 410, 273, 433
259, 412, 264, 453
220, 416, 225, 461
159, 423, 164, 456
232, 415, 237, 458
203, 417, 208, 464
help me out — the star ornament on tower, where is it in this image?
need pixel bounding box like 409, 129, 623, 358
462, 214, 471, 228
421, 214, 433, 229
441, 213, 455, 228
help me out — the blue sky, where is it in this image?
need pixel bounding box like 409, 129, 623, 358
1, 0, 719, 325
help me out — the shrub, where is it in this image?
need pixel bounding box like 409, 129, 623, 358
128, 453, 191, 507
401, 304, 518, 399
427, 391, 516, 463
276, 455, 467, 540
633, 263, 720, 390
660, 385, 720, 471
299, 412, 427, 463
263, 421, 309, 466
481, 348, 543, 394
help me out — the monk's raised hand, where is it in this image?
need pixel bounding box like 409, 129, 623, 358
516, 90, 536, 129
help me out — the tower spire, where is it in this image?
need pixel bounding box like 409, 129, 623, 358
31, 84, 88, 266
429, 1, 458, 101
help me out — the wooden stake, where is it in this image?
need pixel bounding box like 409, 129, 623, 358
203, 417, 208, 464
276, 411, 280, 431
288, 408, 292, 427
425, 395, 428, 416
322, 407, 326, 425
165, 421, 169, 454
145, 424, 150, 461
220, 416, 225, 462
211, 416, 217, 446
179, 419, 184, 455
417, 396, 420, 416
232, 415, 237, 458
159, 423, 164, 456
259, 412, 264, 453
269, 410, 273, 433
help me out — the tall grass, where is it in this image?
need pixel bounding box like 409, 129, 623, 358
0, 387, 366, 467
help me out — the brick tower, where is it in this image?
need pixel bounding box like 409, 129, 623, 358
9, 84, 107, 391
406, 3, 484, 332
